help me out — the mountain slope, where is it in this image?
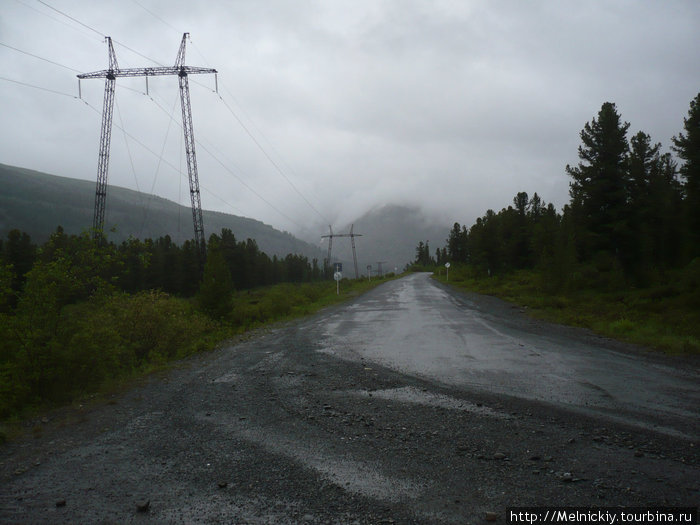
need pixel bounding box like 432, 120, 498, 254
331, 204, 450, 275
0, 163, 323, 260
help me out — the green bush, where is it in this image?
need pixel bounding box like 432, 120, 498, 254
0, 290, 217, 419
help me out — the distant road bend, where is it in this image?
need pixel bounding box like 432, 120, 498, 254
1, 273, 698, 523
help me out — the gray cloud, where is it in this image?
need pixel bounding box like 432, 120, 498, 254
1, 0, 698, 241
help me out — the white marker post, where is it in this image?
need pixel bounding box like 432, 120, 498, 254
334, 262, 342, 295
334, 271, 342, 294
445, 262, 450, 281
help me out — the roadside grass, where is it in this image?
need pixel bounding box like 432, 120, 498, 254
228, 276, 396, 331
0, 275, 397, 435
434, 266, 700, 356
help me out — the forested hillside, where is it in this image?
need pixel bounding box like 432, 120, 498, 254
0, 163, 322, 261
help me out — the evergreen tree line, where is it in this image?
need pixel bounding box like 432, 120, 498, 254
443, 94, 700, 290
412, 240, 448, 269
0, 226, 328, 309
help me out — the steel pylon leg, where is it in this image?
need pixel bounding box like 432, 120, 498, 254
93, 75, 116, 239
178, 71, 206, 269
92, 37, 119, 241
325, 225, 333, 276
350, 224, 359, 279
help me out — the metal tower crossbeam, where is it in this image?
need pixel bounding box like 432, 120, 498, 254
321, 224, 363, 279
78, 33, 216, 267
78, 65, 216, 80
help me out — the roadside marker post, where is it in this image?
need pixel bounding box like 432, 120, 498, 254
334, 272, 342, 294
334, 263, 342, 295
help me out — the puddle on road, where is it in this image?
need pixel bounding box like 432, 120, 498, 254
348, 386, 512, 419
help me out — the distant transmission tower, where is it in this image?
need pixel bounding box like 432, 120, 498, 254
322, 224, 363, 279
78, 33, 217, 267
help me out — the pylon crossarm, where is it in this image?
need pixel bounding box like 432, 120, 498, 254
77, 66, 216, 80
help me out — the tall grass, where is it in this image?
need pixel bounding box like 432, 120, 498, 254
434, 265, 700, 355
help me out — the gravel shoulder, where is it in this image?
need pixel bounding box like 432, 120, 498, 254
1, 284, 698, 524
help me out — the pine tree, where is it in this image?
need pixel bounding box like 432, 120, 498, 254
626, 131, 662, 275
672, 93, 700, 258
197, 236, 233, 319
2, 229, 37, 293
566, 102, 630, 262
447, 223, 469, 263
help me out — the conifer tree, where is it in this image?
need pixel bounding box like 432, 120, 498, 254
198, 236, 233, 319
672, 93, 700, 258
566, 102, 630, 262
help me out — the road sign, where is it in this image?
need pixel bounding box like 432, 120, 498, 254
334, 271, 342, 295
334, 262, 342, 272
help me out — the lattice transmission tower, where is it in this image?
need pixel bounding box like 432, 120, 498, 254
322, 224, 363, 279
78, 33, 217, 266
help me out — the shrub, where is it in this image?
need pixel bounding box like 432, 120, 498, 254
0, 290, 217, 419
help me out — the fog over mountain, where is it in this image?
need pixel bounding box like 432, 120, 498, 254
331, 205, 451, 275
2, 164, 451, 271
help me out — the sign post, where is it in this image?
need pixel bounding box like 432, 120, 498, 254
333, 262, 342, 295
334, 271, 342, 294
445, 262, 451, 281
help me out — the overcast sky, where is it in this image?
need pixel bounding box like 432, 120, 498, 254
1, 0, 699, 240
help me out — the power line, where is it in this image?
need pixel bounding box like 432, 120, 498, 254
0, 41, 82, 73
5, 5, 314, 232
80, 69, 303, 231
0, 75, 78, 98
141, 87, 305, 230
138, 91, 181, 237
35, 0, 104, 38
0, 62, 292, 228
35, 0, 165, 67
14, 0, 102, 43
217, 79, 329, 218
125, 1, 329, 225
130, 0, 181, 34
216, 94, 329, 224
195, 137, 306, 231
1, 70, 247, 220
79, 97, 246, 217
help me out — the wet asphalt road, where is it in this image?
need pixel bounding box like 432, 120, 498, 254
1, 273, 698, 523
319, 273, 700, 440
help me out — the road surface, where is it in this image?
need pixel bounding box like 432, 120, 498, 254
1, 273, 698, 523
320, 273, 699, 440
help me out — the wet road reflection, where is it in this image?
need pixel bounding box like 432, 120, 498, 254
318, 273, 700, 439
